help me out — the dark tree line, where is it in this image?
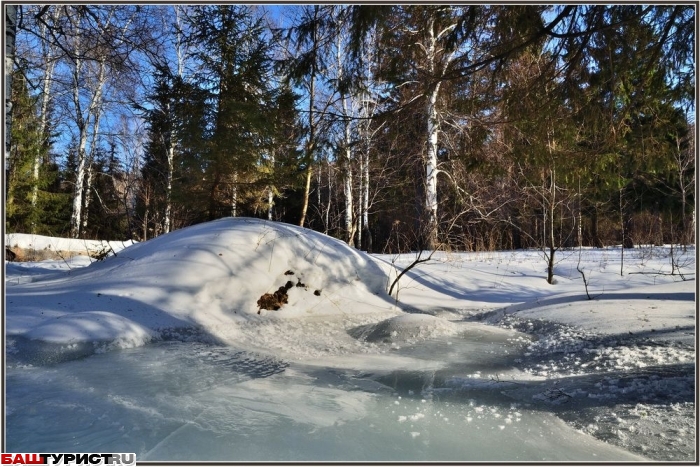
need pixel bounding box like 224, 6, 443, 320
6, 5, 695, 268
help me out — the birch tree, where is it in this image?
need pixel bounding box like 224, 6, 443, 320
163, 5, 189, 233
42, 6, 148, 238
350, 6, 509, 250
23, 5, 61, 213
283, 5, 337, 228
331, 10, 358, 246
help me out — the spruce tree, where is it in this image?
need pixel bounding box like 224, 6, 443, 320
185, 5, 278, 220
6, 70, 65, 234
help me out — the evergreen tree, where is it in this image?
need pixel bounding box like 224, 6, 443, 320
6, 69, 67, 235
568, 6, 692, 248
185, 5, 279, 220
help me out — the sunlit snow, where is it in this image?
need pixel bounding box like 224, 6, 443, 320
5, 217, 696, 461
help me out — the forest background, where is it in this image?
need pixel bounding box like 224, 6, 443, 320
4, 5, 696, 268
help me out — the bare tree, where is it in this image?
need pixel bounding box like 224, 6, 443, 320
671, 124, 695, 248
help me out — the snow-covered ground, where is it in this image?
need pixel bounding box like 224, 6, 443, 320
5, 218, 696, 461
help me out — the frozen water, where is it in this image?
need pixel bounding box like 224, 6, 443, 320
5, 225, 694, 462
7, 331, 645, 462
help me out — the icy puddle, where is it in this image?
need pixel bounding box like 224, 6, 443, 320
6, 326, 647, 461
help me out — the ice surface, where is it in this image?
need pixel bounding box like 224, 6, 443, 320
7, 337, 646, 462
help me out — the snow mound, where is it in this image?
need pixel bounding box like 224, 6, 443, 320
24, 311, 154, 345
348, 313, 460, 344
7, 218, 394, 349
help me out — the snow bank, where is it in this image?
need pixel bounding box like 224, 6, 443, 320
349, 313, 461, 344
378, 247, 695, 315
6, 218, 395, 349
5, 232, 135, 258
488, 279, 695, 344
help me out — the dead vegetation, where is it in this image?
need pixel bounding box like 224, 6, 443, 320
4, 245, 112, 262
257, 270, 320, 313
257, 280, 294, 313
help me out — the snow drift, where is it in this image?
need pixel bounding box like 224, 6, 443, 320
6, 218, 395, 349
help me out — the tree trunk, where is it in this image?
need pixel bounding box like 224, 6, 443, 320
358, 142, 368, 251
31, 8, 59, 213
298, 37, 316, 228
208, 172, 222, 221
342, 100, 354, 246
82, 162, 94, 231
70, 49, 89, 239
324, 159, 332, 233
357, 157, 362, 249
163, 5, 186, 234
5, 5, 17, 177
164, 136, 174, 233
362, 146, 371, 252
420, 16, 456, 251
267, 187, 274, 221
299, 164, 313, 227
547, 243, 555, 284
267, 149, 275, 221
82, 88, 105, 233
69, 32, 108, 238
299, 85, 316, 227
424, 81, 440, 251
619, 188, 630, 275
590, 204, 603, 248
547, 169, 556, 284
230, 171, 238, 217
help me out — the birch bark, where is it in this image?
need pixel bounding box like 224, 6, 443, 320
31, 8, 60, 212
421, 16, 457, 250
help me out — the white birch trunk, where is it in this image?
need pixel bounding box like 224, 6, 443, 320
425, 82, 441, 250
316, 162, 322, 224
5, 5, 16, 169
163, 101, 175, 234
422, 17, 457, 250
424, 21, 440, 250
342, 97, 354, 246
174, 6, 186, 78
692, 208, 696, 245
267, 189, 274, 221
31, 14, 58, 211
31, 64, 55, 208
357, 97, 372, 251
357, 146, 364, 249
267, 149, 275, 221
336, 29, 355, 246
164, 140, 174, 233
80, 57, 107, 233
164, 5, 187, 234
230, 171, 238, 217
82, 163, 94, 230
69, 8, 114, 238
324, 161, 332, 234
68, 6, 135, 237
362, 128, 371, 250
69, 30, 87, 238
